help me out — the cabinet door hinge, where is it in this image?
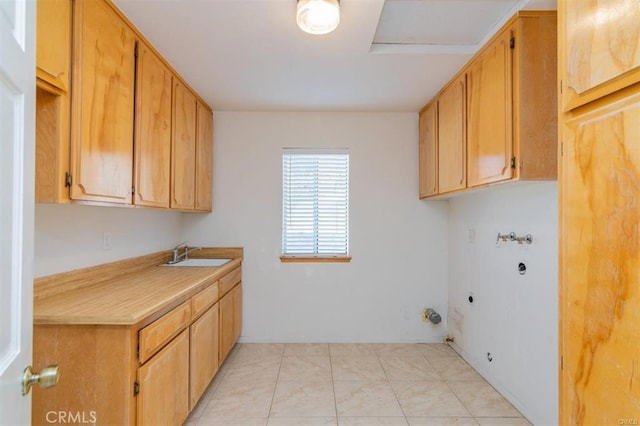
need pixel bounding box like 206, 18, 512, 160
510, 157, 516, 169
133, 381, 140, 396
131, 186, 135, 195
65, 172, 72, 187
510, 36, 515, 49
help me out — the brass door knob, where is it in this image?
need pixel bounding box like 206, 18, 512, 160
22, 365, 59, 395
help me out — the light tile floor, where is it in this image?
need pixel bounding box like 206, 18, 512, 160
185, 343, 531, 426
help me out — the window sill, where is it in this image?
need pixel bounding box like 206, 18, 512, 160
280, 255, 352, 263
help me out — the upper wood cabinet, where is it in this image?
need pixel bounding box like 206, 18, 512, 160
512, 13, 558, 180
36, 0, 72, 92
171, 81, 198, 210
438, 75, 466, 193
561, 0, 640, 112
70, 0, 136, 204
196, 103, 214, 212
35, 0, 72, 204
418, 103, 438, 198
467, 29, 513, 187
134, 43, 173, 208
171, 87, 213, 212
418, 11, 557, 199
35, 0, 215, 212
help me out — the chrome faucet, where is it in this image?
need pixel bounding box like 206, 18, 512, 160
168, 241, 202, 264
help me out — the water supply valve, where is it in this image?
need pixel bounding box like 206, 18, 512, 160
422, 308, 442, 324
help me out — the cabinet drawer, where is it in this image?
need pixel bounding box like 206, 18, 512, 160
139, 301, 191, 363
220, 267, 241, 296
192, 282, 219, 319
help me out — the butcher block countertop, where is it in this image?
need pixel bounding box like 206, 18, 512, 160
34, 247, 243, 327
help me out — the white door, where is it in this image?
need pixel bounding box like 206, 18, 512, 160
0, 0, 35, 424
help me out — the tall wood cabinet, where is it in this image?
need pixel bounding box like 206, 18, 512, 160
558, 0, 640, 423
70, 0, 136, 204
418, 12, 557, 199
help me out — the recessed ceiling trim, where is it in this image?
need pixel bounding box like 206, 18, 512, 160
370, 43, 478, 55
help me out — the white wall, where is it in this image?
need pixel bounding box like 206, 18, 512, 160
183, 111, 449, 343
447, 182, 558, 425
34, 204, 184, 277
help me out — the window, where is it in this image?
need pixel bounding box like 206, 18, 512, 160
281, 149, 350, 261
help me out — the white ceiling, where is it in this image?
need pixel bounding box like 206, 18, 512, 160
113, 0, 556, 112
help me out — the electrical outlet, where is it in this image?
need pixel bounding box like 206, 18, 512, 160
468, 228, 476, 243
103, 232, 112, 250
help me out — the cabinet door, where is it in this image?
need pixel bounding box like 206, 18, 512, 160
36, 0, 72, 91
171, 81, 197, 210
195, 102, 213, 211
138, 329, 190, 426
418, 103, 438, 198
467, 28, 513, 187
560, 90, 640, 425
438, 75, 466, 193
561, 0, 640, 112
233, 283, 242, 343
219, 289, 235, 364
134, 43, 172, 208
70, 0, 136, 204
190, 303, 219, 410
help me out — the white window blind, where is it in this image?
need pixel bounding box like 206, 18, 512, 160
282, 149, 349, 256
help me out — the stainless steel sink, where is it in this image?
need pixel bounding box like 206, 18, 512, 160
162, 258, 232, 267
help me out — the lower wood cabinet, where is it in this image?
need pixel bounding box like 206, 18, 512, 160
137, 329, 190, 426
190, 303, 220, 409
219, 289, 235, 363
219, 283, 242, 364
233, 283, 242, 344
32, 265, 242, 426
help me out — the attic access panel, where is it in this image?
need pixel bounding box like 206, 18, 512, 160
373, 0, 519, 47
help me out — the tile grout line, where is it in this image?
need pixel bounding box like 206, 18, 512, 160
266, 344, 286, 421
328, 345, 339, 422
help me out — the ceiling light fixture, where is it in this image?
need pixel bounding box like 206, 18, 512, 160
296, 0, 340, 35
